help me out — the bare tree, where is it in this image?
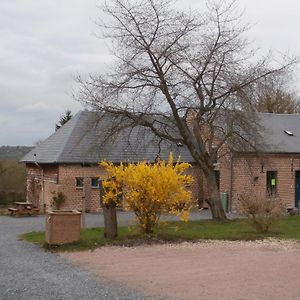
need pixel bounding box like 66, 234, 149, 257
254, 75, 300, 114
76, 0, 296, 220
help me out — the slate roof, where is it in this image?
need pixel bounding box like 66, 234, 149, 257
21, 111, 300, 164
21, 111, 195, 164
256, 112, 300, 154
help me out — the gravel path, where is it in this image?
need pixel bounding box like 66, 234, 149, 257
62, 239, 300, 300
0, 211, 213, 300
0, 213, 146, 300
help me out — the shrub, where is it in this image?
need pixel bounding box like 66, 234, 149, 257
0, 191, 26, 207
100, 153, 194, 234
236, 192, 285, 233
51, 192, 66, 210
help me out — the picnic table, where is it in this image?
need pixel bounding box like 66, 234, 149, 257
8, 202, 40, 217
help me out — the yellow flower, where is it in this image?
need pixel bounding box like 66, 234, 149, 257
100, 153, 194, 233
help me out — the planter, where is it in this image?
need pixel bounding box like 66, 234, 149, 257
45, 210, 81, 245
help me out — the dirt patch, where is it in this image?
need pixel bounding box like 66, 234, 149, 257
61, 239, 300, 300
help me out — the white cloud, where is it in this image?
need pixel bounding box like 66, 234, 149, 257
0, 0, 299, 145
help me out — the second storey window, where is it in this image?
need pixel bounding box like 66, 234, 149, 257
76, 177, 84, 189
266, 171, 277, 197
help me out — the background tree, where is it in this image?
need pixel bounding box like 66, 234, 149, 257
77, 0, 296, 220
55, 110, 73, 131
0, 162, 7, 192
0, 162, 6, 177
254, 76, 300, 114
101, 154, 194, 234
0, 160, 26, 207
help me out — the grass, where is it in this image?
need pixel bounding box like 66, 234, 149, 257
20, 216, 300, 252
20, 226, 135, 252
157, 216, 300, 241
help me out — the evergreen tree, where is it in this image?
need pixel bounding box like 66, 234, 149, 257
55, 110, 72, 131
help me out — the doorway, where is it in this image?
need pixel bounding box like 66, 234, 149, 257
295, 171, 300, 207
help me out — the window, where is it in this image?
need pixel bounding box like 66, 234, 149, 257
266, 171, 277, 197
91, 177, 99, 188
75, 177, 84, 188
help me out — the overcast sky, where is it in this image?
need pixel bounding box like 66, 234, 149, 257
0, 0, 299, 146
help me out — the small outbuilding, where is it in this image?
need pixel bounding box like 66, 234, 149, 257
20, 111, 198, 212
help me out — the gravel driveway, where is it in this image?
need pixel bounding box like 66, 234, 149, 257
63, 240, 300, 300
0, 211, 212, 300
0, 212, 145, 300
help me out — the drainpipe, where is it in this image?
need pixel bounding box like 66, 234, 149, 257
34, 154, 45, 213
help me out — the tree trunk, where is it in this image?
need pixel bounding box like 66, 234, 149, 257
205, 169, 227, 221
100, 181, 118, 239
102, 202, 118, 239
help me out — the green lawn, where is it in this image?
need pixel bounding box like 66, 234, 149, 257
20, 216, 300, 252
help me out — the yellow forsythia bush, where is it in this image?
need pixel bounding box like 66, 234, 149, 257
100, 153, 194, 233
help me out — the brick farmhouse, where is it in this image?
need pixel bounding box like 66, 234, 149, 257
21, 111, 300, 212
21, 111, 198, 212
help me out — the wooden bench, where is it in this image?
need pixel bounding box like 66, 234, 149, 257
22, 207, 40, 216
8, 208, 18, 216
8, 203, 40, 217
32, 208, 40, 216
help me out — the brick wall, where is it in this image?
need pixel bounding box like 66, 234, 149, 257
55, 164, 107, 213
26, 163, 204, 213
27, 153, 300, 213
186, 166, 203, 207
188, 153, 299, 211
57, 164, 202, 212
26, 164, 59, 211
190, 152, 232, 208
222, 153, 300, 211
26, 163, 108, 212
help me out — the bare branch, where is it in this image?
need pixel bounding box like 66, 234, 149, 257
76, 0, 298, 220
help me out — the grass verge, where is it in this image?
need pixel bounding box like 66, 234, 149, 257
20, 216, 300, 252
